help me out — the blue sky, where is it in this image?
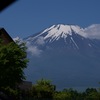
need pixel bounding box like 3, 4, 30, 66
0, 0, 100, 38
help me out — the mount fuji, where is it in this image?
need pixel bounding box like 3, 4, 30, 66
23, 24, 100, 90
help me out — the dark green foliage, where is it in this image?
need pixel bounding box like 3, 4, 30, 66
0, 87, 19, 100
31, 79, 55, 99
53, 91, 71, 100
0, 42, 28, 89
84, 88, 100, 100
62, 88, 80, 100
4, 78, 99, 100
1, 40, 100, 100
27, 79, 100, 100
53, 88, 100, 100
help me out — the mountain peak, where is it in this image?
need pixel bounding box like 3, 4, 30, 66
26, 24, 100, 44
40, 24, 84, 41
42, 24, 82, 34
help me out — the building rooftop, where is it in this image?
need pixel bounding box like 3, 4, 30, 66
0, 28, 13, 44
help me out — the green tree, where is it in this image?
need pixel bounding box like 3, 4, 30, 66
0, 41, 28, 89
31, 79, 56, 99
84, 88, 100, 100
53, 91, 71, 100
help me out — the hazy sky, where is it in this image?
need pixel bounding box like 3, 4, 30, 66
0, 0, 100, 38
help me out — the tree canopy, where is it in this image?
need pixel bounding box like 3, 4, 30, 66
32, 79, 56, 99
0, 41, 28, 89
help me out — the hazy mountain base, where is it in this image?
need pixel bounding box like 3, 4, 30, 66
25, 47, 100, 91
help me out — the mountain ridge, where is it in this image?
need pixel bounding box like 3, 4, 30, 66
25, 24, 100, 41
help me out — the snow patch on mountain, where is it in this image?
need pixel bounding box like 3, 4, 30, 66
70, 37, 79, 49
43, 24, 85, 41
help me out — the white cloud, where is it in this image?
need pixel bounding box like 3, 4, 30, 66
78, 30, 88, 38
26, 41, 42, 56
36, 36, 45, 45
84, 24, 100, 39
13, 36, 20, 41
13, 36, 24, 44
27, 46, 42, 56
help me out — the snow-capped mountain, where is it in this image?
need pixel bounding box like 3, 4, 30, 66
24, 24, 100, 90
26, 24, 86, 43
